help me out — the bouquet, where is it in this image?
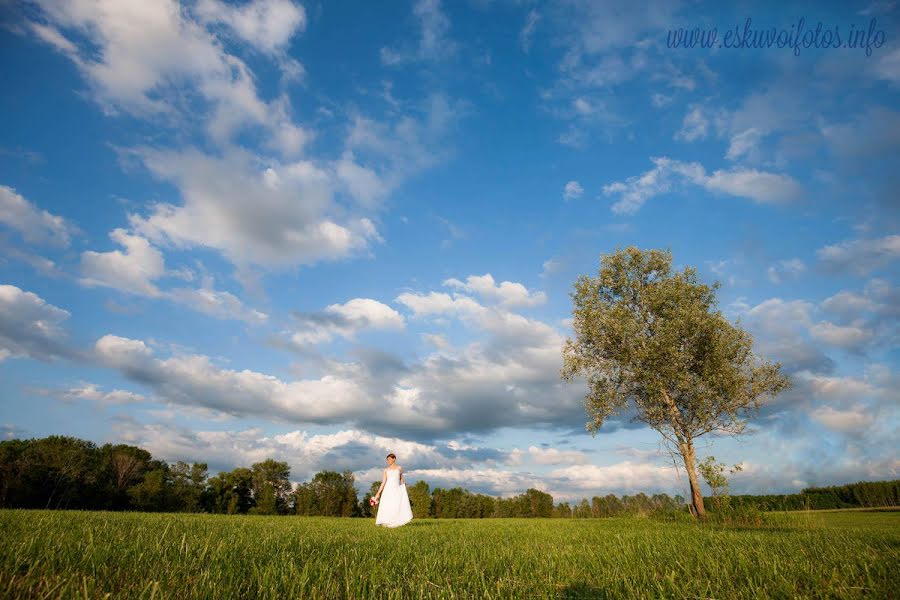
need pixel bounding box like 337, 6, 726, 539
369, 497, 379, 506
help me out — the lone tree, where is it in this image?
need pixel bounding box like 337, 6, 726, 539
561, 246, 791, 518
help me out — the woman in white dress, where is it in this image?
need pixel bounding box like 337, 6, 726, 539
374, 453, 413, 527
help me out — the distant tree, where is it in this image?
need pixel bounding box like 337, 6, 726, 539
170, 461, 208, 512
248, 482, 278, 515
524, 488, 554, 517
127, 461, 173, 511
697, 455, 743, 511
407, 480, 432, 518
0, 439, 30, 508
552, 502, 572, 518
561, 246, 791, 518
295, 470, 358, 516
574, 498, 592, 518
250, 459, 292, 515
205, 467, 254, 514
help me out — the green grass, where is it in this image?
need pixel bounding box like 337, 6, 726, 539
1, 509, 897, 599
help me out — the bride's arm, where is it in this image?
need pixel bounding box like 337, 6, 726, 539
375, 469, 386, 498
399, 466, 404, 485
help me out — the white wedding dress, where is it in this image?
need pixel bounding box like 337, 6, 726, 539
375, 468, 413, 527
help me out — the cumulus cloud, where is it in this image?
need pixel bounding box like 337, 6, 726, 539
442, 274, 547, 308
90, 274, 590, 438
602, 156, 803, 215
288, 298, 405, 345
808, 322, 874, 354
80, 228, 166, 297
26, 0, 310, 150
0, 284, 75, 363
126, 145, 379, 269
168, 283, 269, 324
0, 184, 76, 247
736, 297, 835, 377
549, 461, 678, 495
816, 235, 900, 276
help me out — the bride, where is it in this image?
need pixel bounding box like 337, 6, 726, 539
374, 453, 413, 527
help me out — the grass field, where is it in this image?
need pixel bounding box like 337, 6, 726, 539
1, 509, 897, 599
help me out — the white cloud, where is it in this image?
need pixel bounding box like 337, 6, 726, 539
726, 128, 764, 162
563, 180, 584, 201
767, 258, 806, 283
168, 284, 269, 324
80, 228, 166, 297
704, 168, 803, 203
194, 0, 306, 55
0, 184, 76, 246
808, 321, 874, 352
507, 445, 591, 466
519, 9, 540, 53
816, 235, 900, 276
109, 420, 452, 483
540, 258, 564, 278
674, 105, 708, 142
573, 97, 592, 116
602, 156, 802, 215
549, 461, 677, 494
810, 405, 876, 434
32, 382, 146, 406
27, 0, 310, 151
0, 284, 74, 362
94, 333, 377, 424
442, 274, 547, 308
380, 0, 457, 65
289, 298, 405, 345
127, 145, 378, 269
737, 297, 835, 377
650, 93, 672, 108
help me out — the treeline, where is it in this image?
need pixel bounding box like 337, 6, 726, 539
551, 493, 686, 517
0, 435, 689, 517
0, 435, 566, 516
2, 436, 896, 516
719, 480, 899, 512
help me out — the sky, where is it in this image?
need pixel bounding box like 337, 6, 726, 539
0, 0, 897, 503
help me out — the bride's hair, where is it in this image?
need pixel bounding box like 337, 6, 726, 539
386, 453, 396, 459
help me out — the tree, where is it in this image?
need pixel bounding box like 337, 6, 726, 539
295, 470, 358, 516
561, 247, 791, 518
407, 480, 432, 518
249, 482, 278, 515
250, 459, 292, 515
697, 456, 743, 511
205, 467, 254, 514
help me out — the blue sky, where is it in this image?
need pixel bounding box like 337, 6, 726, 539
0, 0, 897, 502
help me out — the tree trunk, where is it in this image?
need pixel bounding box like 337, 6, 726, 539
681, 442, 706, 518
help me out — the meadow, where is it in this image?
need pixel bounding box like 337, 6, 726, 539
1, 509, 897, 599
